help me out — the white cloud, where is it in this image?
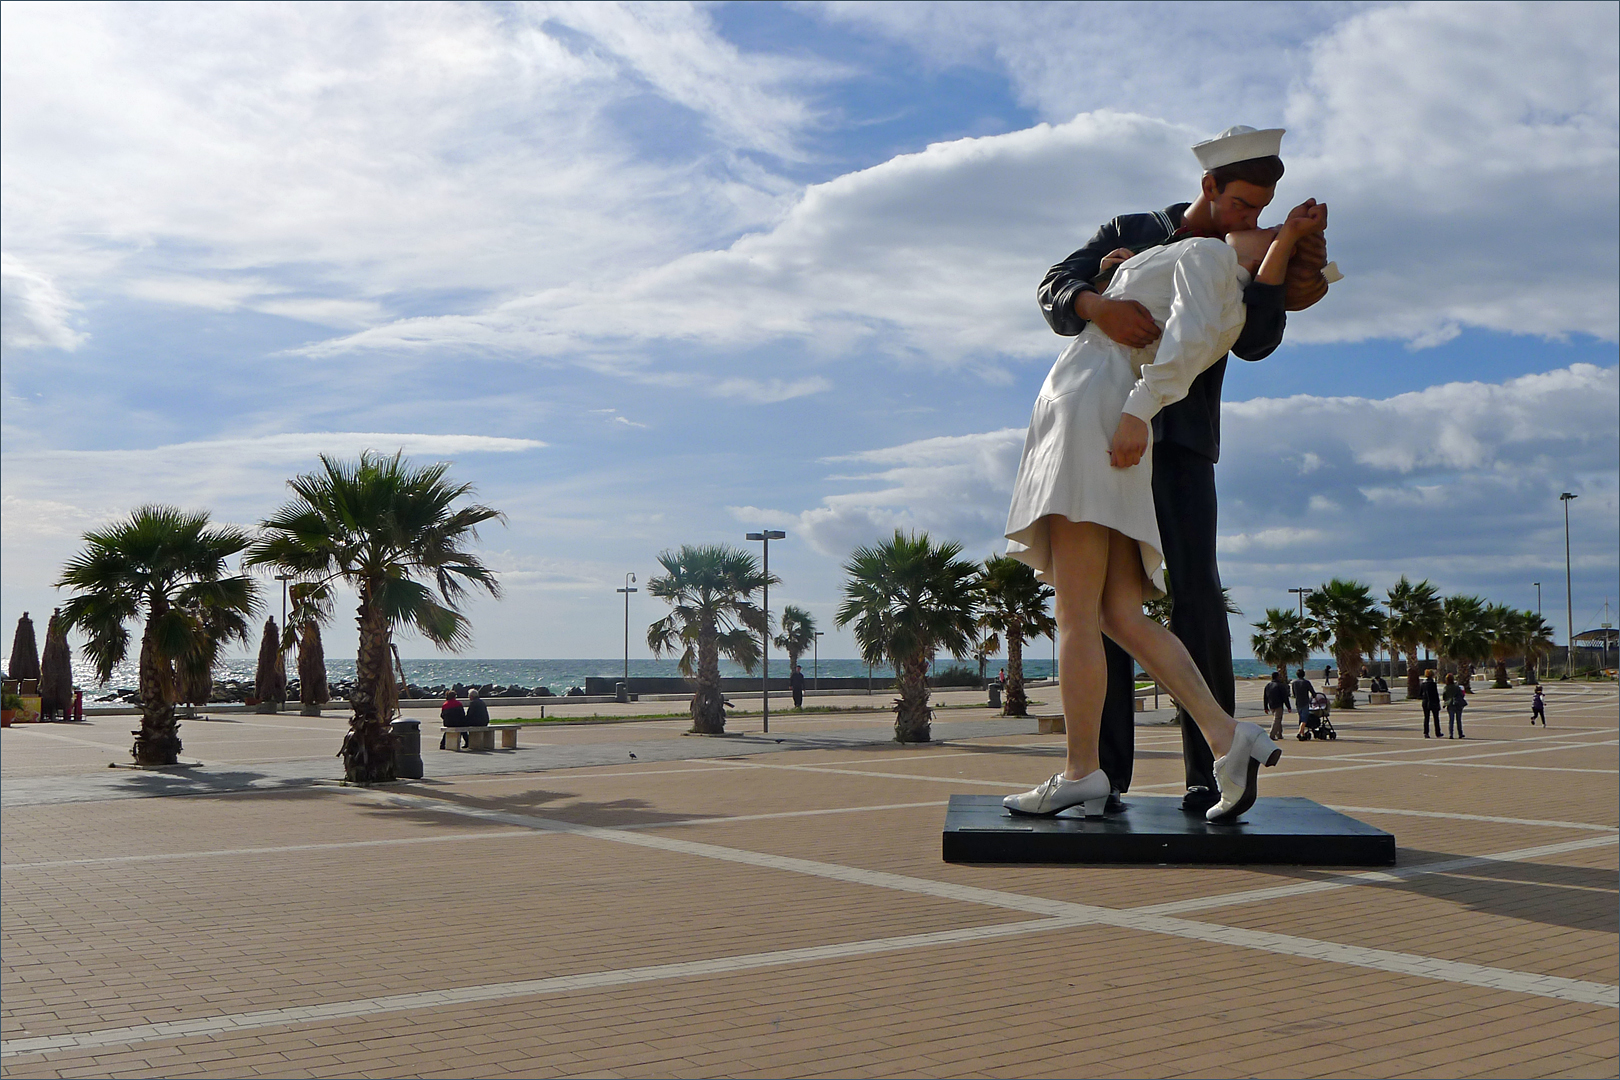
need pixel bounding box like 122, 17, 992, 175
1, 432, 542, 529
709, 376, 832, 404
0, 254, 86, 351
302, 2, 1616, 377
0, 1, 812, 321
545, 3, 829, 159
749, 427, 1027, 557
1218, 527, 1326, 555
1279, 1, 1619, 345
778, 363, 1617, 606
813, 0, 1355, 131
301, 111, 1197, 367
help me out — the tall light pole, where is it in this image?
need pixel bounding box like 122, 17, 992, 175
1287, 586, 1308, 619
813, 631, 823, 690
275, 573, 293, 680
746, 530, 785, 733
616, 573, 637, 687
1533, 581, 1543, 682
1561, 493, 1577, 677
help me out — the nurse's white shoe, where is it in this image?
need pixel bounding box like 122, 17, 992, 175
1003, 769, 1111, 817
1206, 722, 1282, 824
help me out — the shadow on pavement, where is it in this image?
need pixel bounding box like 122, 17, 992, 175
1367, 846, 1619, 934
356, 784, 726, 831
118, 769, 330, 798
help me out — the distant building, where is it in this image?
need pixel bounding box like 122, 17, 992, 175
1572, 627, 1617, 669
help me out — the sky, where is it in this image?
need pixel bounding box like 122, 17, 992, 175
3, 0, 1617, 668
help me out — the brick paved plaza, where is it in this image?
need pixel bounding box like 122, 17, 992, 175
3, 680, 1616, 1078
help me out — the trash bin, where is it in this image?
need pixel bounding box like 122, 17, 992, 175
987, 684, 1002, 710
615, 681, 629, 704
390, 718, 423, 779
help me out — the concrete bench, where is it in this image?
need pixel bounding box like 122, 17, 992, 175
1369, 692, 1392, 705
439, 724, 521, 751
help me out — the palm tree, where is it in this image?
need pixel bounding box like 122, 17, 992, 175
246, 452, 503, 783
837, 531, 980, 743
1249, 607, 1324, 674
58, 506, 258, 765
281, 582, 333, 716
1386, 576, 1443, 699
253, 617, 287, 712
1306, 578, 1385, 708
38, 609, 74, 719
646, 544, 773, 734
1145, 577, 1241, 629
175, 594, 252, 712
975, 555, 1054, 717
1519, 611, 1556, 684
8, 612, 40, 681
774, 605, 818, 688
1438, 594, 1490, 680
1485, 604, 1526, 688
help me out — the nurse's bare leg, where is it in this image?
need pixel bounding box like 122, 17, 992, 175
1046, 516, 1112, 780
1098, 529, 1236, 758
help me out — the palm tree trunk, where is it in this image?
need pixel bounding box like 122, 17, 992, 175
1493, 659, 1510, 688
1003, 631, 1027, 716
343, 583, 397, 783
133, 607, 180, 766
299, 621, 328, 716
894, 654, 932, 742
1405, 646, 1422, 699
1334, 647, 1358, 709
690, 620, 726, 734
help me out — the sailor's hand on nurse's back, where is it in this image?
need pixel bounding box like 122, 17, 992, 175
1076, 292, 1161, 349
1099, 247, 1136, 274
1109, 413, 1151, 469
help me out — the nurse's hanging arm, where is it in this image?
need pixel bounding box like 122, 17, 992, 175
1233, 201, 1326, 362
1109, 241, 1245, 469
1109, 220, 1318, 468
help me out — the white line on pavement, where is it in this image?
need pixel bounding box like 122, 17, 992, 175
361, 790, 1620, 1008
1, 801, 950, 870
6, 779, 1617, 1059
1323, 805, 1619, 832
0, 915, 1088, 1059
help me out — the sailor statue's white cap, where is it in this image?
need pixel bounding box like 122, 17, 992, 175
1192, 125, 1285, 171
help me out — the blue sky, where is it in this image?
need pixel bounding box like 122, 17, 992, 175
3, 1, 1616, 665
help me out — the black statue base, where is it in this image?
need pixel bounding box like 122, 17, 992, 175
942, 794, 1395, 866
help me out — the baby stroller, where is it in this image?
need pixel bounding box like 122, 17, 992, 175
1298, 692, 1338, 741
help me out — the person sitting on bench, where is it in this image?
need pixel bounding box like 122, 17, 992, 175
440, 691, 466, 749
465, 688, 490, 730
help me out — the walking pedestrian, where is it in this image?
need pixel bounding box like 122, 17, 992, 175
1420, 669, 1442, 738
1263, 669, 1289, 741
790, 663, 805, 709
1442, 673, 1467, 739
1531, 685, 1547, 727
1291, 668, 1315, 740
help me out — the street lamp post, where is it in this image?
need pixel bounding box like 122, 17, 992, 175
1287, 587, 1308, 619
616, 573, 637, 687
1534, 581, 1543, 680
813, 631, 823, 690
1561, 493, 1577, 677
275, 573, 293, 684
746, 530, 786, 733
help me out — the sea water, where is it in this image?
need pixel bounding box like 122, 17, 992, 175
75, 655, 1326, 696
